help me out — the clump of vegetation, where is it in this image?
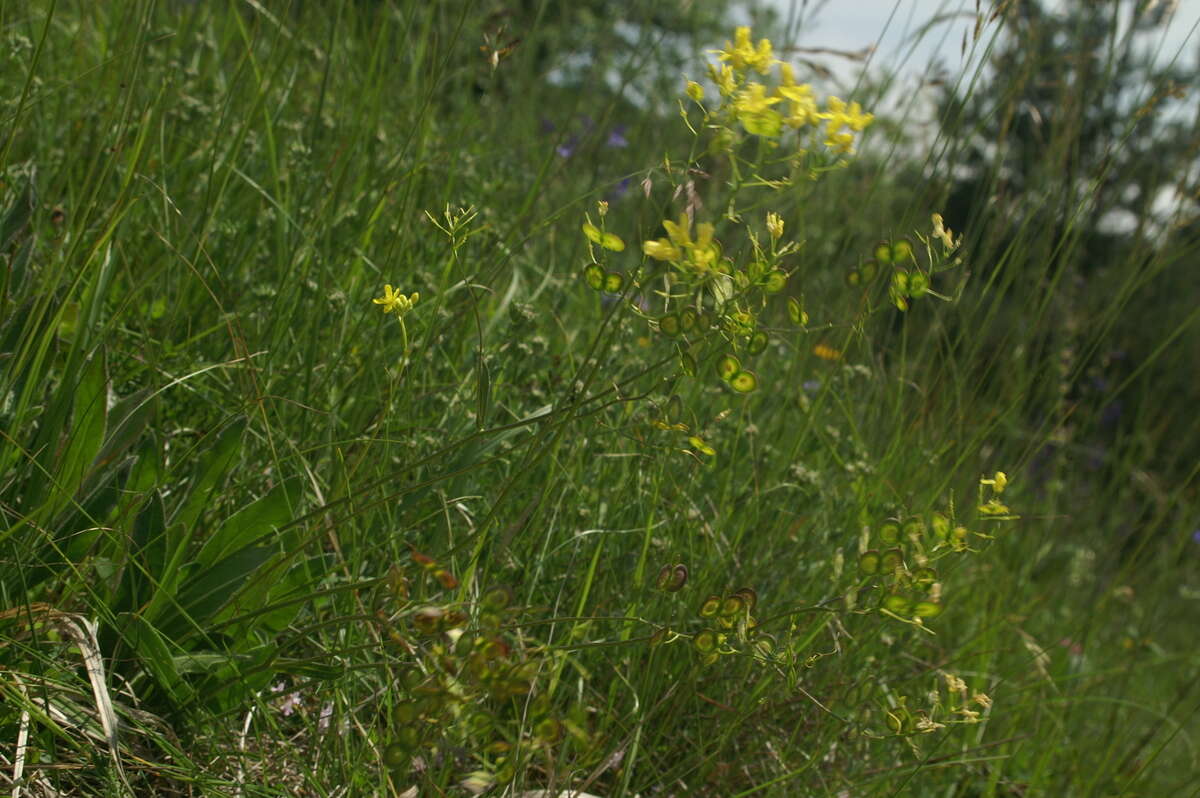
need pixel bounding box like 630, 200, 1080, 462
1, 1, 1197, 795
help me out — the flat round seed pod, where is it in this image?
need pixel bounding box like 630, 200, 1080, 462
913, 601, 943, 618
583, 263, 604, 290
729, 370, 758, 393
717, 354, 741, 381
859, 550, 880, 575
747, 331, 768, 355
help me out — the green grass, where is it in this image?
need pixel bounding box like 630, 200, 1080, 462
2, 0, 1198, 795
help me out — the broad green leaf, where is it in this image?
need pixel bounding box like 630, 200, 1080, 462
57, 347, 108, 504
165, 543, 277, 639
170, 421, 245, 533
195, 477, 299, 570
120, 612, 193, 706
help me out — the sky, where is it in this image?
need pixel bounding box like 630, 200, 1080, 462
768, 0, 1200, 85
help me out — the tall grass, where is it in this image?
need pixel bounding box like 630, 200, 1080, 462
1, 0, 1197, 795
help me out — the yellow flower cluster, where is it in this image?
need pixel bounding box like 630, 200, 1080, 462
713, 26, 775, 74
701, 27, 875, 153
642, 212, 722, 273
372, 284, 419, 317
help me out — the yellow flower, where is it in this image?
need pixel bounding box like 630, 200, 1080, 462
981, 471, 1008, 493
766, 212, 784, 241
812, 343, 842, 362
658, 213, 720, 271
773, 64, 823, 129
689, 222, 719, 268
707, 62, 737, 97
643, 238, 682, 261
825, 129, 856, 154
685, 80, 705, 102
932, 213, 957, 249
373, 284, 419, 316
733, 83, 782, 115
714, 27, 775, 75
823, 96, 874, 134
662, 212, 693, 247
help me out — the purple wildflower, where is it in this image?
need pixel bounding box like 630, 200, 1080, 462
606, 177, 631, 202
556, 135, 579, 159
606, 125, 629, 148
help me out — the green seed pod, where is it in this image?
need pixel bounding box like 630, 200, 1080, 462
753, 634, 776, 658
883, 594, 912, 614
892, 238, 914, 262
859, 550, 880, 575
879, 523, 900, 544
845, 269, 862, 287
694, 629, 719, 654
859, 260, 879, 281
604, 271, 625, 292
908, 271, 929, 297
729, 370, 758, 393
874, 241, 894, 264
787, 297, 805, 324
731, 586, 758, 611
398, 667, 423, 691
481, 585, 513, 612
679, 351, 697, 376
913, 601, 943, 618
659, 313, 681, 337
719, 595, 745, 617
747, 331, 768, 355
930, 513, 950, 540
393, 700, 420, 725
699, 594, 721, 618
763, 270, 787, 293
395, 725, 421, 751
383, 742, 411, 767
717, 354, 741, 380
583, 263, 604, 290
912, 567, 937, 587
880, 548, 904, 573
680, 308, 698, 332
535, 716, 563, 744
